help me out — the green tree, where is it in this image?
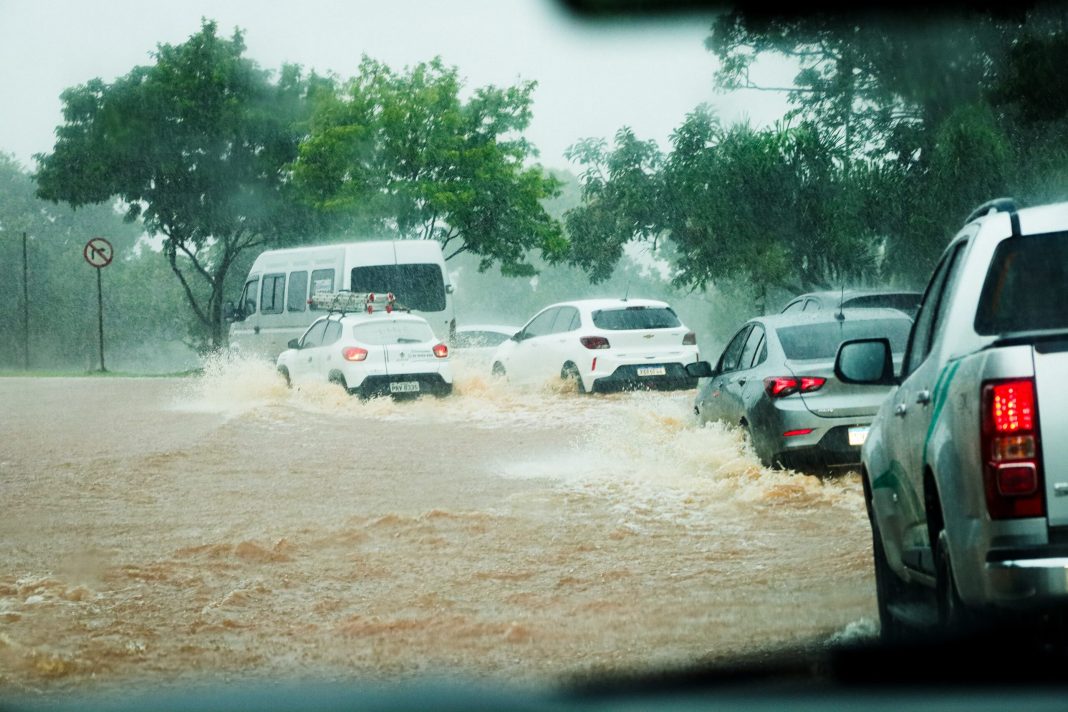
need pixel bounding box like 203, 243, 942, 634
35, 20, 324, 348
293, 57, 567, 277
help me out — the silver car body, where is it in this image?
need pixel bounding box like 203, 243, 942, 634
859, 200, 1068, 618
694, 309, 912, 470
781, 289, 922, 319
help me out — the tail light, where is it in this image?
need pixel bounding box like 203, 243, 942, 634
982, 378, 1044, 519
433, 343, 449, 358
764, 376, 826, 398
580, 336, 610, 350
342, 347, 368, 362
683, 331, 697, 345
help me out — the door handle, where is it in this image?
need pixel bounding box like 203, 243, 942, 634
894, 403, 908, 417
916, 389, 931, 405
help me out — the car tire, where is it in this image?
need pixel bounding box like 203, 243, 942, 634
935, 529, 972, 633
491, 362, 506, 379
328, 371, 348, 393
871, 516, 916, 642
277, 366, 291, 388
561, 362, 586, 394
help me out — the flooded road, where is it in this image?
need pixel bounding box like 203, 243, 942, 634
0, 355, 876, 696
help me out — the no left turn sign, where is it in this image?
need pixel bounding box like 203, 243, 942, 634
83, 237, 113, 268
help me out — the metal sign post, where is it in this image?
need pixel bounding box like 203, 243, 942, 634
83, 237, 113, 372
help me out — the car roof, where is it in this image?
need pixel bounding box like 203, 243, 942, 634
540, 298, 670, 312
754, 307, 913, 330
456, 324, 519, 333
787, 288, 921, 302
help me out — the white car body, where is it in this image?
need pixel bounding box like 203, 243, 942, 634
489, 298, 700, 393
277, 308, 453, 398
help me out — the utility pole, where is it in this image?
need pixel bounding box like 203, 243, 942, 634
22, 231, 29, 370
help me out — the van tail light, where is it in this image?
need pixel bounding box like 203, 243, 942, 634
433, 343, 449, 359
683, 331, 696, 345
764, 376, 826, 398
580, 336, 610, 350
982, 378, 1044, 519
342, 347, 368, 362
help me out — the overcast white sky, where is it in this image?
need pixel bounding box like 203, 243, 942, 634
0, 0, 792, 172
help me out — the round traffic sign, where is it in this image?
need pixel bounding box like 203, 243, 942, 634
83, 237, 114, 268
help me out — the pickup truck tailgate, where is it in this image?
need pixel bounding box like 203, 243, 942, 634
1036, 341, 1068, 526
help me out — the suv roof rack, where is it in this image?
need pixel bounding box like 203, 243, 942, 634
309, 290, 409, 315
965, 197, 1017, 225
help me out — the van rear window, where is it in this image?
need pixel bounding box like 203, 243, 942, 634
591, 307, 680, 330
350, 264, 446, 312
975, 233, 1068, 335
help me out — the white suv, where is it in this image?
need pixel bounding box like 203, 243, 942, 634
277, 292, 452, 398
489, 298, 699, 393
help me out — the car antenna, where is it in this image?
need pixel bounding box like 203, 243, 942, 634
835, 284, 845, 321
623, 283, 630, 302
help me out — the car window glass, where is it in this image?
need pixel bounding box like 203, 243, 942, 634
322, 320, 343, 346
975, 232, 1068, 334
802, 299, 818, 312
260, 273, 285, 315
523, 308, 558, 339
240, 278, 259, 315
755, 336, 768, 367
591, 307, 681, 330
904, 242, 964, 376
718, 325, 752, 374
300, 319, 328, 348
551, 307, 580, 334
309, 269, 335, 310
738, 325, 764, 371
778, 318, 912, 360
287, 271, 308, 312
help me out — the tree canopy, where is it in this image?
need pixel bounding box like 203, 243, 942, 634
293, 58, 567, 277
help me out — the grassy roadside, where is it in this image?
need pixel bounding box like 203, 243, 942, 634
0, 369, 203, 378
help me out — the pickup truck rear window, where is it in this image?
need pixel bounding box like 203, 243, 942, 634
777, 318, 912, 361
592, 307, 681, 330
975, 233, 1068, 334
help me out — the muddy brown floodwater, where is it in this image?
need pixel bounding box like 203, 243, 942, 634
0, 354, 877, 698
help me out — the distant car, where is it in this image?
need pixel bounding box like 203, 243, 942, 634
780, 289, 922, 319
688, 309, 912, 470
276, 292, 452, 398
490, 298, 700, 393
452, 324, 519, 350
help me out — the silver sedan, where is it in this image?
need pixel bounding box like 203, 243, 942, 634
688, 309, 912, 471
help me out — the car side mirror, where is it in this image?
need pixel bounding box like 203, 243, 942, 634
287, 338, 301, 350
835, 338, 897, 385
446, 284, 455, 294
223, 301, 242, 323
686, 361, 715, 378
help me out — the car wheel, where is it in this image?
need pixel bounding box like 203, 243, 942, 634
935, 529, 972, 633
328, 371, 348, 393
870, 516, 916, 642
742, 422, 771, 467
491, 362, 506, 379
561, 362, 586, 394
277, 366, 291, 388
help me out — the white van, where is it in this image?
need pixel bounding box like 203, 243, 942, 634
228, 240, 455, 358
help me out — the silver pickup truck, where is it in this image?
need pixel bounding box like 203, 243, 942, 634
834, 198, 1068, 638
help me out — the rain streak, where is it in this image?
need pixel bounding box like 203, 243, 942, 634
0, 353, 876, 694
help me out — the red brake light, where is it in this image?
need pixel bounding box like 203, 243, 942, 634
982, 378, 1044, 519
783, 428, 814, 437
580, 336, 610, 350
433, 343, 449, 358
800, 377, 826, 392
764, 377, 799, 398
683, 331, 696, 345
342, 347, 368, 362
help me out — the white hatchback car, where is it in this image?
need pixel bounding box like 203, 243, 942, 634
277, 292, 453, 398
490, 298, 700, 393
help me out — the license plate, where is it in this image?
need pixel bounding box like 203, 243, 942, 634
636, 366, 666, 377
848, 426, 870, 447
389, 381, 420, 393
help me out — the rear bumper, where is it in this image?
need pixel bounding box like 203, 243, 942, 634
980, 547, 1068, 609
763, 416, 872, 470
591, 363, 697, 393
356, 374, 453, 398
